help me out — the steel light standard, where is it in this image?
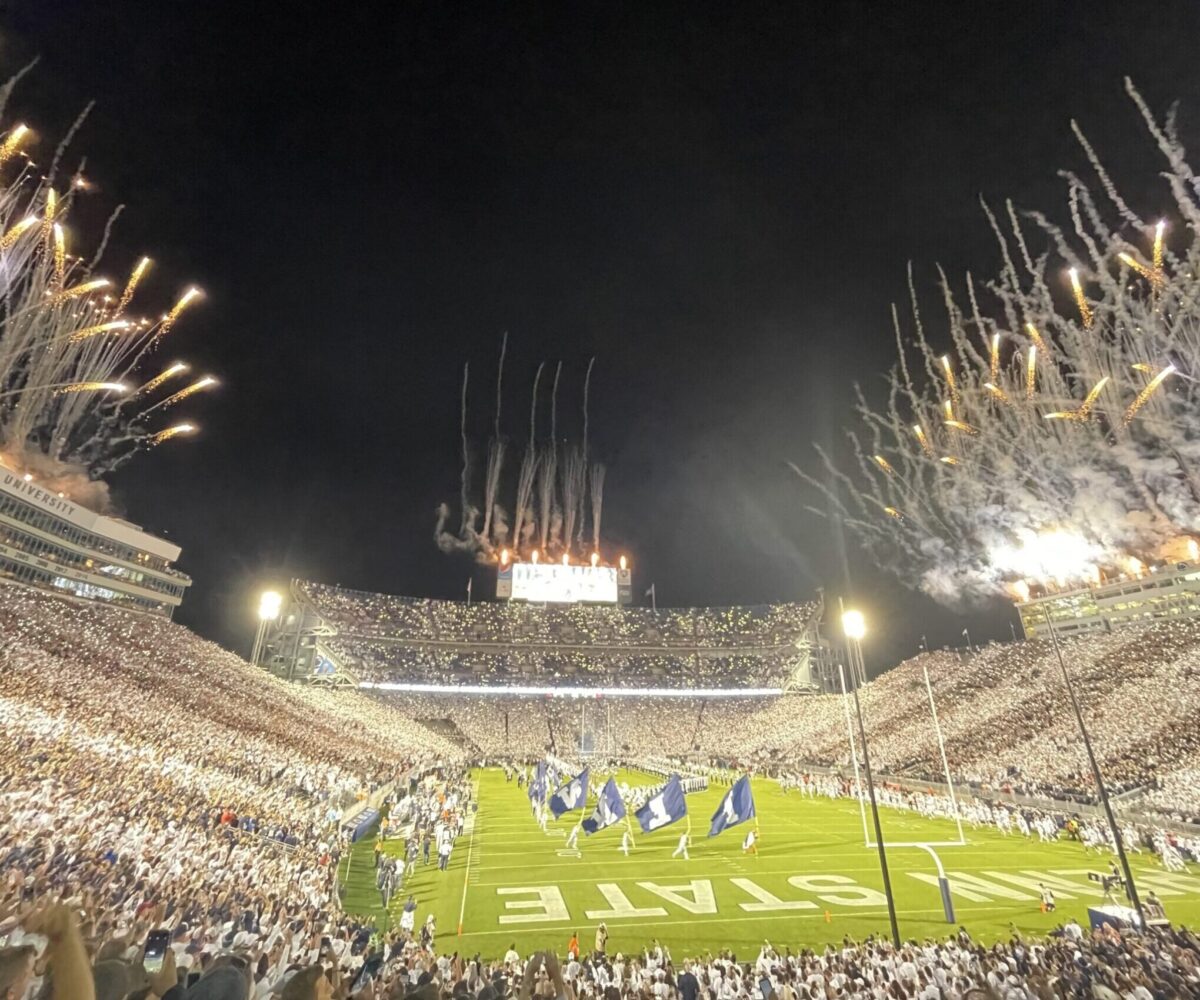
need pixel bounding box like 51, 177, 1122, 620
1041, 607, 1145, 928
841, 604, 902, 948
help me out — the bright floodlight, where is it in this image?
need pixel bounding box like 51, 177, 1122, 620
842, 609, 866, 641
258, 590, 282, 622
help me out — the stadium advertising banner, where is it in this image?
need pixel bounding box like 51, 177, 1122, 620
501, 562, 619, 603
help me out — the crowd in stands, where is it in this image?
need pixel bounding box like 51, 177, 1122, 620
714, 622, 1200, 824
294, 583, 1200, 825
0, 582, 464, 998
295, 582, 817, 689
4, 579, 1200, 996
337, 641, 800, 691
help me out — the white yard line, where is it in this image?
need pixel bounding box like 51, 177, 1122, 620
457, 777, 480, 935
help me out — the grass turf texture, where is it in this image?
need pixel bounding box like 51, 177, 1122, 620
341, 768, 1200, 958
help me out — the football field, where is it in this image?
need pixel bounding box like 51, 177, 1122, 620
342, 768, 1200, 957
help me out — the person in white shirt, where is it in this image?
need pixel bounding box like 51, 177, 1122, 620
672, 832, 690, 859
621, 828, 633, 855
566, 822, 581, 850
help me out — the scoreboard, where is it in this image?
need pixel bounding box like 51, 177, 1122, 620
497, 561, 632, 604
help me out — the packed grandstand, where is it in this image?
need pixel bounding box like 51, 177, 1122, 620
3, 579, 1200, 1000
285, 580, 825, 689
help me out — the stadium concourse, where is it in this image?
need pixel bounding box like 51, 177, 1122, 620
0, 582, 1198, 999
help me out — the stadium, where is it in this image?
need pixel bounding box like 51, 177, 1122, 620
5, 32, 1200, 1000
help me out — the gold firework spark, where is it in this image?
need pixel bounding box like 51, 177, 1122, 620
53, 381, 127, 395
983, 381, 1010, 404
1123, 364, 1176, 425
943, 398, 954, 420
1025, 345, 1037, 399
1078, 376, 1110, 418
1069, 268, 1094, 328
0, 215, 39, 251
136, 361, 189, 396
1153, 220, 1165, 274
149, 423, 196, 446
883, 506, 904, 520
1047, 376, 1111, 422
939, 455, 959, 466
50, 278, 111, 304
41, 189, 57, 246
1131, 362, 1152, 373
1024, 322, 1048, 352
872, 455, 895, 476
940, 354, 960, 407
158, 286, 202, 336
912, 424, 933, 457
158, 376, 217, 408
0, 124, 30, 169
116, 257, 151, 316
68, 320, 134, 342
52, 223, 65, 288
989, 333, 1000, 383
944, 419, 978, 435
1118, 252, 1160, 287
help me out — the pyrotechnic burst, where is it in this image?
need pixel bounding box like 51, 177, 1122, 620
794, 80, 1200, 606
436, 344, 609, 565
0, 75, 216, 508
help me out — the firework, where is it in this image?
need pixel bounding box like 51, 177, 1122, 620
437, 349, 608, 565
1123, 365, 1175, 425
0, 124, 30, 168
0, 215, 37, 251
794, 82, 1200, 606
148, 423, 195, 446
116, 257, 151, 315
52, 381, 127, 395
1068, 268, 1093, 328
133, 361, 189, 396
156, 286, 202, 338
0, 79, 214, 494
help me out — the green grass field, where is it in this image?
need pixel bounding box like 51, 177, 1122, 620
342, 768, 1200, 958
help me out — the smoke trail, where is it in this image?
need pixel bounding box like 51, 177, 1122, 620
537, 443, 556, 552
481, 334, 507, 543
590, 462, 606, 550
578, 357, 594, 547
458, 362, 470, 535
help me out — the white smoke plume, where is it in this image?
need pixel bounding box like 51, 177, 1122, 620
794, 80, 1200, 607
437, 347, 608, 564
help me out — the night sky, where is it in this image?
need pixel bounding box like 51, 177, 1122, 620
5, 2, 1200, 671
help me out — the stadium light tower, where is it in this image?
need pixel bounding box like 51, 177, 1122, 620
1041, 606, 1146, 928
250, 589, 282, 666
840, 602, 901, 949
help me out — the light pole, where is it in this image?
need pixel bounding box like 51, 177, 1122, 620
841, 603, 901, 948
1041, 607, 1145, 928
251, 589, 282, 666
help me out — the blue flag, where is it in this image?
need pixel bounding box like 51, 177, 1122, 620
582, 777, 627, 835
548, 767, 590, 818
529, 762, 547, 802
635, 774, 687, 833
708, 775, 756, 837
